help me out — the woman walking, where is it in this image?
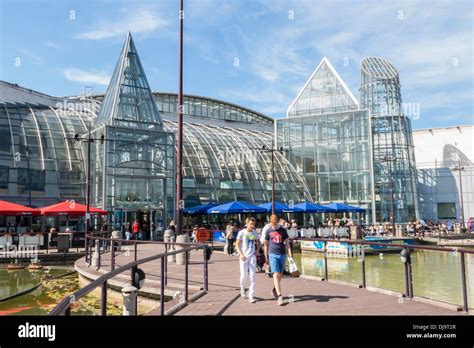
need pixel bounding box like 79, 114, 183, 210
225, 220, 236, 256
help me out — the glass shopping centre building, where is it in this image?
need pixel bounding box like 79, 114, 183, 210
0, 32, 421, 230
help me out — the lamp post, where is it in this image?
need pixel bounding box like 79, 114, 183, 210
73, 122, 95, 234
452, 162, 465, 230
175, 0, 184, 235
400, 248, 413, 298
260, 145, 285, 215
73, 128, 106, 257
380, 155, 397, 234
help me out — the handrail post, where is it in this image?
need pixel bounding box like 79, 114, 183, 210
130, 266, 136, 286
134, 242, 137, 262
111, 238, 115, 272
84, 232, 87, 261
160, 256, 165, 316
404, 258, 410, 297
361, 245, 366, 288
408, 249, 414, 299
101, 281, 107, 316
65, 307, 71, 316
164, 243, 168, 286
460, 251, 469, 313
88, 236, 92, 266
185, 250, 189, 303
97, 239, 101, 269
46, 232, 49, 255
203, 246, 208, 292
323, 241, 328, 281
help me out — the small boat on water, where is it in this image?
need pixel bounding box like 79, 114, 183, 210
28, 258, 43, 270
7, 260, 25, 270
300, 236, 416, 258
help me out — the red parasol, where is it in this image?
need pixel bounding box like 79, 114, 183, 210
39, 201, 107, 216
0, 200, 40, 216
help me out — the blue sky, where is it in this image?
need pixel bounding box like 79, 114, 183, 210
0, 0, 472, 129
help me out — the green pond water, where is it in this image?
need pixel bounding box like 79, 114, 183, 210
0, 266, 123, 316
292, 248, 474, 307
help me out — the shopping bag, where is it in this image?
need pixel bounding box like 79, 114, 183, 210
288, 256, 300, 277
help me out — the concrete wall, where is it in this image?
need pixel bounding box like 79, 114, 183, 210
418, 166, 474, 223
413, 125, 474, 224
413, 125, 473, 167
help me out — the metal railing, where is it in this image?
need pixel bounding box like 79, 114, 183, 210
50, 235, 210, 316
0, 230, 113, 256
291, 237, 473, 313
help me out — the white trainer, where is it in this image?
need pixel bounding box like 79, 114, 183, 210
277, 296, 284, 306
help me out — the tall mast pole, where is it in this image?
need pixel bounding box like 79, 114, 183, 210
176, 0, 184, 234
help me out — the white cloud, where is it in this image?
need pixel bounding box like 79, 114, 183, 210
76, 8, 167, 40
45, 41, 60, 49
18, 49, 45, 65
63, 68, 110, 86
219, 87, 294, 117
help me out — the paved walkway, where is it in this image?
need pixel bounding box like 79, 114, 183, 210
75, 243, 465, 316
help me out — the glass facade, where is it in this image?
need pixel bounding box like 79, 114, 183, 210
92, 125, 175, 229
360, 57, 420, 223
0, 104, 91, 207
287, 58, 359, 117
277, 111, 373, 220
162, 120, 309, 208
156, 94, 273, 126
279, 58, 375, 222
91, 32, 175, 227
96, 33, 163, 128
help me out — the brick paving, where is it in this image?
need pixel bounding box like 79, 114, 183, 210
75, 243, 464, 316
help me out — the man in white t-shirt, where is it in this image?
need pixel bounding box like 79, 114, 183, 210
236, 217, 260, 303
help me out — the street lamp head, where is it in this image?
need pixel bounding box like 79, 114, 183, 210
74, 134, 80, 142
132, 268, 146, 289
400, 248, 411, 264
279, 146, 284, 153
262, 145, 267, 150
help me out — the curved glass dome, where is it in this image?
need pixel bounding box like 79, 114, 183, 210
162, 120, 310, 206
360, 56, 399, 79
0, 103, 93, 206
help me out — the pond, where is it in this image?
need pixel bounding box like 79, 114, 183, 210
0, 266, 123, 315
292, 248, 474, 307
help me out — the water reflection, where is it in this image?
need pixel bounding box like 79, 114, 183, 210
294, 249, 474, 307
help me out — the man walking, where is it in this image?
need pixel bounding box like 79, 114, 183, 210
236, 217, 260, 303
264, 214, 293, 306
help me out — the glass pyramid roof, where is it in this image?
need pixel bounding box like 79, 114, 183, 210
287, 57, 359, 117
97, 32, 163, 128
